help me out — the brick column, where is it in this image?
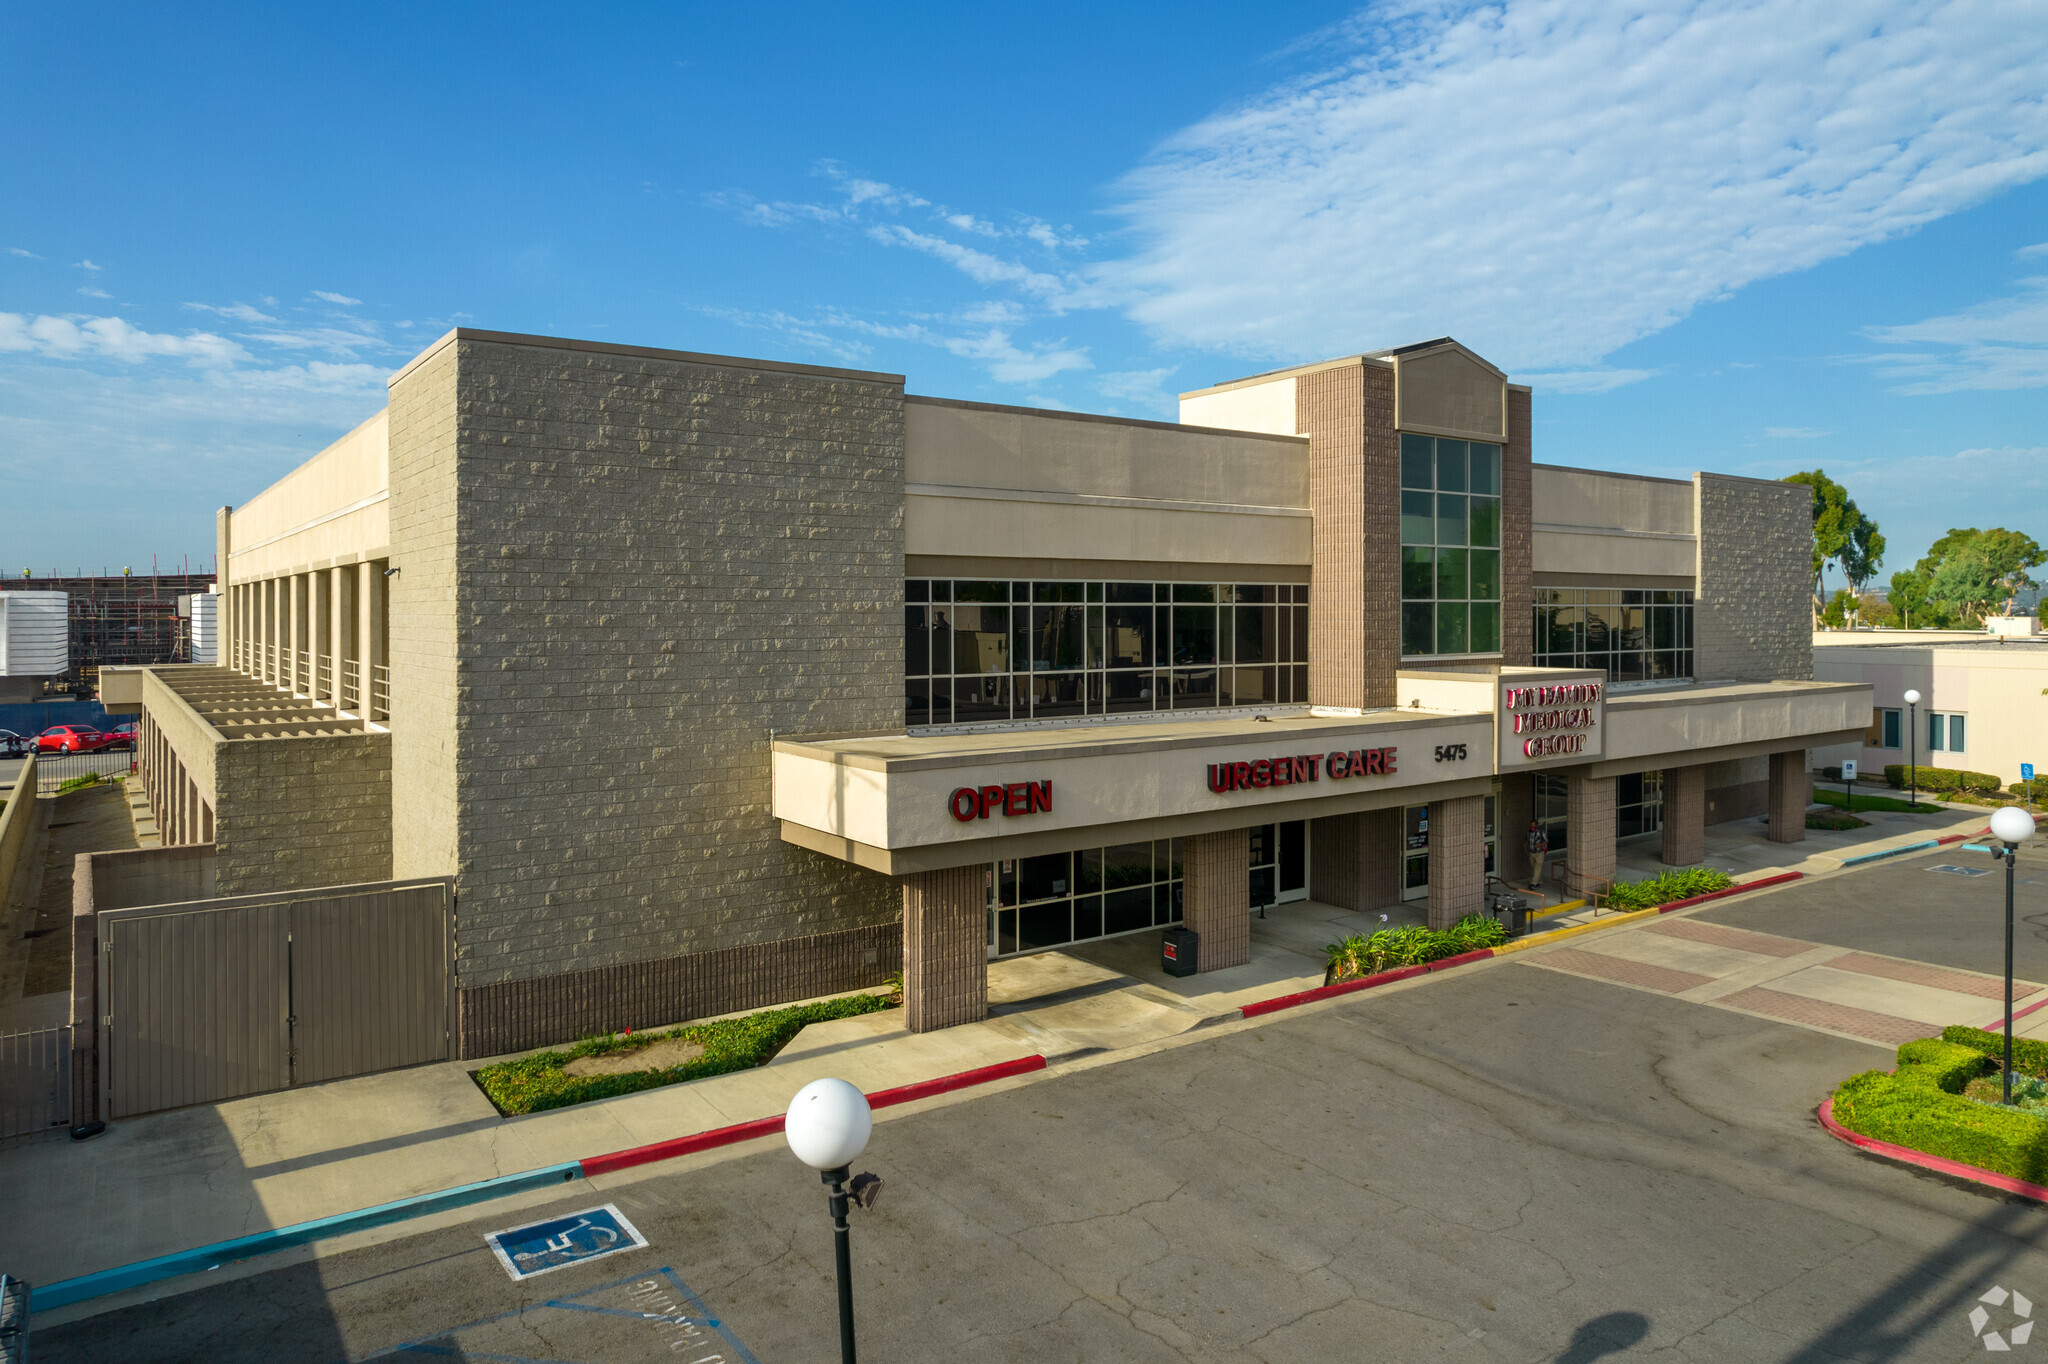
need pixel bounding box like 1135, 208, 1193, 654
1309, 807, 1402, 912
1661, 764, 1706, 866
1426, 794, 1487, 930
1184, 828, 1251, 971
902, 865, 987, 1033
1497, 775, 1534, 884
1564, 771, 1617, 896
1767, 751, 1807, 844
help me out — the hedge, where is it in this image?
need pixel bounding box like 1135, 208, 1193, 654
1603, 866, 1735, 911
1942, 1025, 2048, 1079
1830, 1038, 2048, 1185
473, 991, 897, 1116
2011, 776, 2048, 801
1323, 915, 1507, 983
1883, 764, 2002, 794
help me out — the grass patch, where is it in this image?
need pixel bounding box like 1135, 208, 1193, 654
1813, 788, 1942, 814
1603, 866, 1735, 911
56, 773, 104, 794
1830, 1032, 2048, 1184
1806, 809, 1870, 831
1323, 914, 1507, 984
473, 990, 898, 1116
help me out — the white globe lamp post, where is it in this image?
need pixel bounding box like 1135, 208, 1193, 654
786, 1078, 876, 1363
1990, 806, 2039, 1104
1902, 689, 1922, 808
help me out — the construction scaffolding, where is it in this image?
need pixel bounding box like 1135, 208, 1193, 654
1, 573, 216, 692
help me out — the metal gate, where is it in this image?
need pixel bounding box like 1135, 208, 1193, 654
99, 878, 452, 1119
0, 1026, 70, 1139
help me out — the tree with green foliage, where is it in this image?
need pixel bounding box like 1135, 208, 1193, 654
1821, 587, 1857, 628
1915, 527, 2044, 618
1886, 568, 1952, 630
1784, 470, 1885, 622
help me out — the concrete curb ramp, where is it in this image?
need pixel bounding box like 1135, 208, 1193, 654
30, 1055, 1046, 1313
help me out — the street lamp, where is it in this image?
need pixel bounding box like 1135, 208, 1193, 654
1903, 689, 1922, 808
786, 1078, 881, 1364
1990, 806, 2038, 1105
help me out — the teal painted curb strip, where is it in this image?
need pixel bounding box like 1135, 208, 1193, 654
1841, 839, 1938, 867
31, 1162, 584, 1312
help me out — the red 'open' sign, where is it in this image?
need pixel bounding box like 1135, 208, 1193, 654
949, 781, 1052, 822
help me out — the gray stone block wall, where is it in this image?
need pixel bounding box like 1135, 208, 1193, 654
1695, 473, 1812, 682
214, 732, 393, 894
394, 335, 907, 994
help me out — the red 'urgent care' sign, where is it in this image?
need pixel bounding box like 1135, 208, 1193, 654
1206, 747, 1397, 793
949, 780, 1052, 822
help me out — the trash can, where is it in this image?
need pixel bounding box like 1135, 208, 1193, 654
1161, 928, 1199, 977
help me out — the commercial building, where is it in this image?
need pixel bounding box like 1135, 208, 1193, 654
1814, 627, 2048, 786
111, 329, 1871, 1057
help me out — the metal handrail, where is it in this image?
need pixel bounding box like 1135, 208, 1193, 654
315, 658, 332, 698
370, 663, 391, 721
340, 671, 361, 711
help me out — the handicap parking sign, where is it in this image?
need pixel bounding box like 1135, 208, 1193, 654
486, 1203, 650, 1281
2025, 763, 2036, 782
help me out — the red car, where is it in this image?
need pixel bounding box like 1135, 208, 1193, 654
36, 725, 120, 754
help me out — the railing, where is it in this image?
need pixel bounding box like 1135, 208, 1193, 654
36, 748, 135, 795
315, 657, 332, 699
0, 1025, 70, 1140
265, 642, 278, 678
340, 669, 361, 712
370, 664, 391, 721
295, 650, 311, 692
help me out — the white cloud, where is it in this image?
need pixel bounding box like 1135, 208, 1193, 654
8, 247, 40, 259
77, 286, 112, 300
1822, 443, 2048, 563
1765, 426, 1831, 439
1097, 367, 1178, 402
943, 213, 999, 237
866, 225, 1080, 302
0, 312, 245, 366
73, 259, 101, 271
1517, 368, 1657, 395
310, 290, 362, 306
1103, 0, 2048, 371
185, 301, 278, 323
1860, 275, 2048, 392
2018, 242, 2048, 258
703, 302, 1088, 385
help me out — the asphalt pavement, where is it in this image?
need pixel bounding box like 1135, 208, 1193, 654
38, 951, 2048, 1363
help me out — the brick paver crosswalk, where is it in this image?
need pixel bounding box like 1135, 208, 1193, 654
1537, 947, 1716, 995
1714, 986, 1933, 1046
1640, 918, 1811, 958
1824, 951, 2035, 1001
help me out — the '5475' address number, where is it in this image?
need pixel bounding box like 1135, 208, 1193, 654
1433, 743, 1469, 763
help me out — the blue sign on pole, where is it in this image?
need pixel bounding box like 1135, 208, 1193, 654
486, 1204, 649, 1281
2025, 763, 2036, 782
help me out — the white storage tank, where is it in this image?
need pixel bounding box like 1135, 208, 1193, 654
189, 588, 219, 664
0, 591, 68, 676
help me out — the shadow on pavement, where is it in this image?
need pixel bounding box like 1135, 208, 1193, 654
1556, 1310, 1650, 1361
34, 1258, 348, 1363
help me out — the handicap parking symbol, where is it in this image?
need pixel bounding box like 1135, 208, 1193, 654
485, 1203, 649, 1281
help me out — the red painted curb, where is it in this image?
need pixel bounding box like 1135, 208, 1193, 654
1239, 951, 1496, 1020
1816, 1096, 2048, 1204
1935, 830, 1993, 846
578, 1054, 1046, 1177
1655, 870, 1804, 914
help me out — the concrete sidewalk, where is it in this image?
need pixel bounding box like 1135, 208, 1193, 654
0, 799, 1994, 1300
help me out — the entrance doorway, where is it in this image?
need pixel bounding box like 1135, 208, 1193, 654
1250, 821, 1307, 911
1401, 790, 1500, 901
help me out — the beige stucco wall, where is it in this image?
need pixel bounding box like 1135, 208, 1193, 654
226, 409, 391, 585
1598, 680, 1869, 773
141, 669, 219, 805
1531, 466, 1696, 582
905, 398, 1311, 568
1175, 376, 1299, 436
1814, 642, 2048, 784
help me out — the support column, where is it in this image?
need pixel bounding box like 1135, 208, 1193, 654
1661, 764, 1707, 866
359, 560, 386, 720
331, 565, 356, 712
310, 568, 332, 704
1184, 829, 1251, 971
902, 866, 987, 1032
262, 578, 279, 684
1497, 775, 1534, 885
1308, 807, 1403, 912
1767, 751, 1808, 844
1426, 794, 1487, 930
1564, 770, 1617, 896
290, 573, 311, 695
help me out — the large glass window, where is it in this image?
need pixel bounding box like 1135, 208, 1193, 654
908, 579, 1310, 726
1400, 434, 1502, 656
1532, 587, 1695, 685
987, 840, 1184, 957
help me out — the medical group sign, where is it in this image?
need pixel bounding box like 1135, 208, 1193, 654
1499, 674, 1605, 768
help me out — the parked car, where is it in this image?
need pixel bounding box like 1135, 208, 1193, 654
0, 729, 27, 758
35, 725, 119, 754
106, 721, 138, 750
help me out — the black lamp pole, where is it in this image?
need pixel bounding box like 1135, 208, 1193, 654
822, 1166, 857, 1364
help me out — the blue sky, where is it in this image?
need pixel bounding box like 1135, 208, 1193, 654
3, 1, 2044, 589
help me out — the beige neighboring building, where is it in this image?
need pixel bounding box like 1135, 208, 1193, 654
106, 329, 1871, 1059
1813, 627, 2048, 785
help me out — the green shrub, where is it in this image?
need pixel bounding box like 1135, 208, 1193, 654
473, 991, 896, 1116
1831, 1037, 2048, 1185
1884, 765, 2003, 794
1603, 867, 1736, 911
1323, 914, 1507, 983
1942, 1025, 2048, 1081
2011, 777, 2048, 801
56, 773, 102, 794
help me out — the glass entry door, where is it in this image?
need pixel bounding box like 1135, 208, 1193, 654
1402, 805, 1429, 900
1250, 821, 1309, 910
